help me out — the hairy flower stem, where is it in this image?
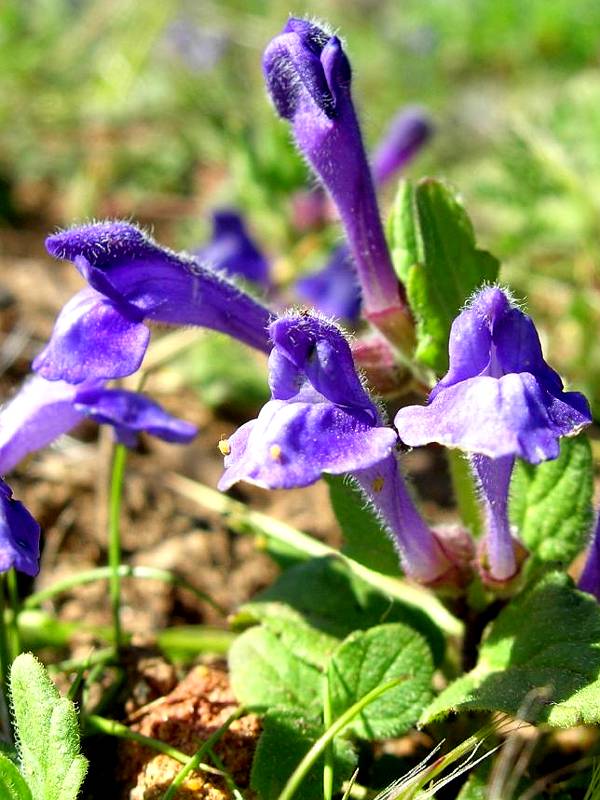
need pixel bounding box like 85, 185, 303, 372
470, 454, 518, 582
354, 457, 452, 584
108, 443, 128, 650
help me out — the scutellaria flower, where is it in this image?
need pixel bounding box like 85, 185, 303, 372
34, 222, 272, 384
195, 210, 270, 288
395, 286, 591, 583
263, 19, 409, 333
219, 312, 455, 584
0, 375, 197, 474
0, 479, 40, 576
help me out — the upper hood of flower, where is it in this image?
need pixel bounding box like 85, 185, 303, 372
395, 287, 591, 463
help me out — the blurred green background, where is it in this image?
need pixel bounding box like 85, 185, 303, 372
1, 0, 600, 411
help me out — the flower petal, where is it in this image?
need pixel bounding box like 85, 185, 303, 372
74, 388, 197, 445
396, 372, 590, 463
46, 222, 272, 357
219, 398, 397, 491
0, 376, 86, 474
33, 288, 150, 383
0, 479, 40, 576
268, 315, 378, 421
429, 288, 499, 397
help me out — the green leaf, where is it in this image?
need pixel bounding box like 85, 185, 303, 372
387, 178, 500, 374
235, 557, 445, 667
325, 475, 401, 576
10, 653, 88, 800
328, 624, 433, 740
228, 626, 323, 712
510, 434, 594, 573
250, 708, 356, 800
421, 573, 600, 728
0, 753, 32, 800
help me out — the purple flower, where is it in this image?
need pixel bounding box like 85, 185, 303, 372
195, 210, 270, 288
579, 514, 600, 601
263, 20, 409, 330
395, 287, 590, 462
218, 312, 456, 584
0, 479, 40, 576
0, 375, 197, 474
295, 244, 361, 322
395, 286, 591, 583
371, 106, 433, 186
34, 222, 272, 384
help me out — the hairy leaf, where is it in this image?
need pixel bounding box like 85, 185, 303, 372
0, 752, 32, 800
510, 434, 594, 572
328, 624, 433, 739
421, 573, 600, 727
228, 626, 323, 712
10, 653, 88, 800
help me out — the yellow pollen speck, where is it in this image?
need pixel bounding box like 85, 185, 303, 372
218, 438, 231, 456
372, 476, 385, 493
270, 444, 282, 461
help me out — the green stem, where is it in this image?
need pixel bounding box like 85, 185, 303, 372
5, 570, 20, 659
323, 676, 334, 800
24, 564, 225, 615
108, 443, 128, 650
85, 714, 222, 777
162, 708, 244, 800
278, 678, 403, 800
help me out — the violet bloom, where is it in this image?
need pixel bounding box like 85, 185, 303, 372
218, 312, 454, 584
263, 20, 410, 337
34, 222, 272, 384
295, 244, 361, 322
0, 375, 197, 474
578, 514, 600, 601
195, 210, 270, 288
371, 106, 432, 186
395, 286, 591, 583
0, 479, 40, 576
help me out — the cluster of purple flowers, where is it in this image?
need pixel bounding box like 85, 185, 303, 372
2, 17, 598, 601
